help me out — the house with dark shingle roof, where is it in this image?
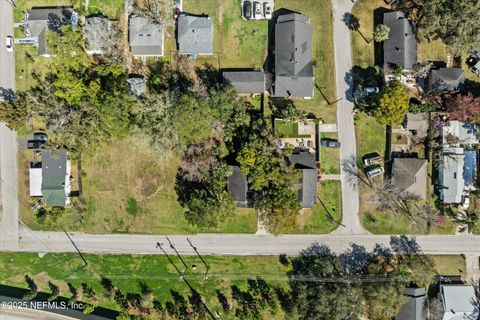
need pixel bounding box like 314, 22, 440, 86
222, 70, 265, 94
395, 287, 427, 320
27, 7, 77, 56
403, 112, 429, 138
228, 166, 249, 208
392, 158, 427, 199
289, 148, 317, 208
383, 11, 417, 71
272, 13, 314, 98
177, 14, 213, 56
84, 15, 116, 56
41, 149, 71, 207
429, 68, 465, 92
129, 14, 164, 57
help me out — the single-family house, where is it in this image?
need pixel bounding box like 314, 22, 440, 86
439, 147, 465, 204
177, 14, 213, 56
129, 14, 164, 57
29, 149, 71, 206
272, 13, 314, 98
392, 158, 428, 199
228, 166, 249, 208
442, 121, 479, 147
289, 148, 317, 208
84, 15, 116, 55
439, 285, 479, 320
403, 112, 429, 138
222, 70, 265, 94
383, 11, 417, 71
395, 287, 427, 320
429, 68, 465, 92
26, 7, 77, 56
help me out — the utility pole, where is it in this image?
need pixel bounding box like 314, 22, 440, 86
165, 236, 188, 276
187, 237, 210, 280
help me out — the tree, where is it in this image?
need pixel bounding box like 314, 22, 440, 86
0, 91, 30, 130
454, 210, 478, 234
374, 24, 390, 42
373, 80, 409, 125
445, 92, 480, 122
48, 281, 60, 301
394, 0, 480, 54
23, 275, 38, 300
343, 13, 370, 44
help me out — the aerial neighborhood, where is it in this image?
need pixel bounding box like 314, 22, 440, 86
1, 0, 480, 319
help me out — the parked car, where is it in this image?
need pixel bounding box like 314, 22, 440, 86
365, 166, 384, 179
320, 138, 341, 148
253, 1, 262, 19
243, 1, 252, 19
462, 195, 470, 209
363, 153, 383, 166
5, 36, 13, 52
363, 86, 379, 94
263, 2, 272, 19
33, 132, 48, 142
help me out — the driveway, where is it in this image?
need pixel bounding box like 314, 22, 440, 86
330, 0, 367, 235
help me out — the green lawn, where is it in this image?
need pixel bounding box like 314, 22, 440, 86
355, 112, 385, 160
15, 45, 51, 91
274, 119, 310, 138
417, 29, 447, 62
290, 180, 342, 234
430, 255, 466, 279
0, 253, 287, 316
88, 0, 124, 18
320, 132, 340, 174
19, 138, 258, 234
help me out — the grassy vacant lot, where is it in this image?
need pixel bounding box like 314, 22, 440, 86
15, 45, 50, 91
19, 138, 258, 234
355, 112, 385, 159
0, 253, 287, 315
320, 132, 340, 174
290, 180, 342, 234
88, 0, 124, 18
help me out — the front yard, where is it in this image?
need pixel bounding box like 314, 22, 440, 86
320, 132, 340, 174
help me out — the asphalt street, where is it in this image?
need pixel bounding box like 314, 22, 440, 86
0, 0, 19, 250
331, 0, 366, 235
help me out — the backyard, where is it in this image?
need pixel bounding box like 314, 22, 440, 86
18, 138, 258, 234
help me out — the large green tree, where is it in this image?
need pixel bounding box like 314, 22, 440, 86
373, 80, 409, 125
395, 0, 480, 53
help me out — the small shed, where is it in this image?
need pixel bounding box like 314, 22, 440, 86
29, 167, 43, 197
222, 71, 265, 94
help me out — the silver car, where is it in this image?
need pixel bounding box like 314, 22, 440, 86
5, 36, 13, 52
253, 1, 262, 19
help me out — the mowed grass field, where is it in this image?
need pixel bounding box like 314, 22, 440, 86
19, 138, 258, 234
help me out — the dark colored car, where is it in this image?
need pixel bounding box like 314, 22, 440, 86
320, 138, 341, 148
243, 1, 252, 19
33, 132, 48, 142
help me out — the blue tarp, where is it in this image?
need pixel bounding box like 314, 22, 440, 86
464, 150, 477, 188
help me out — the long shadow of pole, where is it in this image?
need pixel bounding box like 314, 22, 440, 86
187, 237, 210, 280
315, 84, 342, 106
165, 236, 188, 276
317, 196, 345, 227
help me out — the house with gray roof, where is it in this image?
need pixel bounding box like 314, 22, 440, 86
228, 166, 249, 208
443, 121, 479, 147
272, 13, 314, 98
289, 148, 317, 208
439, 147, 465, 204
84, 15, 116, 55
222, 70, 265, 94
429, 68, 465, 92
395, 287, 426, 320
41, 149, 71, 207
439, 285, 478, 320
129, 14, 164, 57
383, 11, 417, 71
177, 14, 213, 56
392, 158, 428, 199
403, 112, 429, 138
26, 7, 77, 56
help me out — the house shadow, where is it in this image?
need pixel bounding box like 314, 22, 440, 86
373, 7, 392, 66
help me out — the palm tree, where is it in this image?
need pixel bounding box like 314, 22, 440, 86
343, 13, 370, 44
454, 210, 478, 233
374, 24, 390, 42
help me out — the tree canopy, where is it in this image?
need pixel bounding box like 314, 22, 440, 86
373, 80, 409, 125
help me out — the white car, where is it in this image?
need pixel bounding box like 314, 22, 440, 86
462, 195, 470, 209
363, 86, 379, 94
365, 166, 384, 179
253, 1, 262, 19
263, 2, 272, 19
5, 36, 13, 52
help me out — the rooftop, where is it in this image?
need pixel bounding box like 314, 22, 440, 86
430, 68, 465, 92
289, 148, 317, 208
228, 166, 248, 208
273, 13, 314, 98
41, 149, 69, 207
383, 11, 417, 70
177, 14, 213, 55
392, 158, 428, 199
443, 121, 479, 146
222, 71, 265, 94
129, 15, 164, 56
439, 147, 465, 204
84, 16, 115, 55
440, 285, 478, 320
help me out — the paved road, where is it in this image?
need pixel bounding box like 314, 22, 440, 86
10, 229, 480, 257
0, 0, 19, 250
331, 0, 366, 235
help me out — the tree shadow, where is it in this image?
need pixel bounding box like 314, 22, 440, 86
343, 12, 370, 44
0, 87, 15, 103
